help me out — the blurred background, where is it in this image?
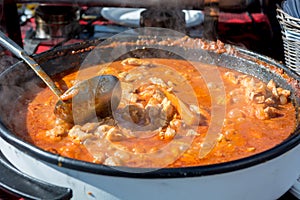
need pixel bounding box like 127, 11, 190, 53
0, 0, 285, 60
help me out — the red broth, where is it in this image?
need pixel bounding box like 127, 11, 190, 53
12, 58, 296, 168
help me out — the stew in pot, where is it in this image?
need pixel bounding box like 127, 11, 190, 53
10, 57, 297, 168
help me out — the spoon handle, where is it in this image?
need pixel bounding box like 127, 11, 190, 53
0, 31, 63, 98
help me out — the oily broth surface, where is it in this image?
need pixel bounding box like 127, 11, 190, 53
16, 58, 297, 167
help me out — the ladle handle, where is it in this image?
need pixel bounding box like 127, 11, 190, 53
0, 31, 63, 98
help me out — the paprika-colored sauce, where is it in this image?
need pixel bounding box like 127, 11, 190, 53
11, 58, 297, 168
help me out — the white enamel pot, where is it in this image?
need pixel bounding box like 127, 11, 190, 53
0, 37, 300, 200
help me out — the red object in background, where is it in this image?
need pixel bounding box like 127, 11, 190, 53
34, 38, 84, 54
218, 12, 272, 54
0, 189, 24, 200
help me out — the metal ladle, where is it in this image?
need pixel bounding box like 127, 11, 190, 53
0, 31, 63, 98
0, 31, 121, 124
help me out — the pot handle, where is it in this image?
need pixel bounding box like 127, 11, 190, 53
0, 151, 72, 200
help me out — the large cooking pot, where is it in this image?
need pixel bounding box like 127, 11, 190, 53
0, 29, 300, 199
